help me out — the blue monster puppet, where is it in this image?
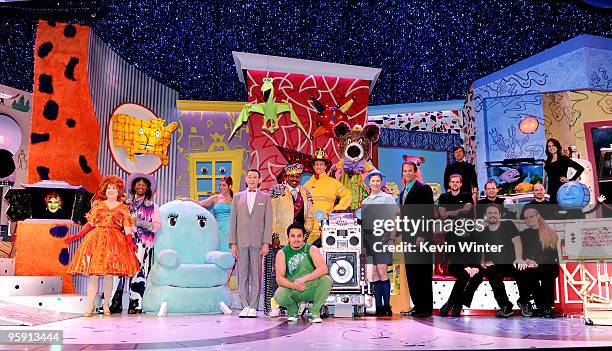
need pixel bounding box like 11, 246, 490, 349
142, 200, 234, 314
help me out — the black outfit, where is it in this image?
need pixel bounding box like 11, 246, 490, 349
476, 197, 507, 219
399, 180, 435, 315
443, 160, 478, 194
520, 199, 557, 220
473, 221, 520, 309
516, 228, 560, 309
544, 156, 584, 204
439, 192, 479, 311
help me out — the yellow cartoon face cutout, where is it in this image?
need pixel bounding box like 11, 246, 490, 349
111, 114, 178, 165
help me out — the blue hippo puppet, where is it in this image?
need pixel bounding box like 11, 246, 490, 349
142, 200, 235, 314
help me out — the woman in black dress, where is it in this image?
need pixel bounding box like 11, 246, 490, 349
544, 138, 584, 204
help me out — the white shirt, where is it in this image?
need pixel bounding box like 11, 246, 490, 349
247, 189, 257, 214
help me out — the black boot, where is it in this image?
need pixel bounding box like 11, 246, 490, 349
375, 306, 384, 316
451, 304, 462, 317
439, 302, 452, 317
109, 289, 123, 314
128, 299, 141, 314
385, 305, 392, 316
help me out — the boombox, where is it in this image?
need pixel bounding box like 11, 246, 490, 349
320, 249, 366, 292
322, 224, 361, 250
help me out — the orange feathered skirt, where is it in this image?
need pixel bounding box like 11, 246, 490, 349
67, 227, 140, 276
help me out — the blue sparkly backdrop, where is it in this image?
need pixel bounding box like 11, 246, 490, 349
0, 1, 610, 104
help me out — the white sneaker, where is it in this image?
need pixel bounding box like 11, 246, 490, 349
239, 307, 250, 318
287, 315, 298, 322
269, 308, 280, 318
248, 308, 257, 318
310, 316, 323, 323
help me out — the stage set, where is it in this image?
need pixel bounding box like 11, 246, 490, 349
0, 2, 611, 350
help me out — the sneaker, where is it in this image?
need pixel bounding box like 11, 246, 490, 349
496, 304, 514, 318
269, 308, 280, 318
239, 307, 250, 318
517, 301, 534, 317
248, 308, 257, 318
310, 315, 323, 323
287, 315, 298, 322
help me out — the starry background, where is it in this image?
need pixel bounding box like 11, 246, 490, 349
0, 0, 610, 105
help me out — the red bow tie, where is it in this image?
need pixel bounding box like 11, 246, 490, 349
248, 190, 257, 192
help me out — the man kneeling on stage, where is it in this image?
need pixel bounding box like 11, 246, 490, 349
274, 222, 332, 323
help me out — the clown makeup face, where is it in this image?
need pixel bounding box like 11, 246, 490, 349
47, 197, 61, 213
106, 184, 119, 201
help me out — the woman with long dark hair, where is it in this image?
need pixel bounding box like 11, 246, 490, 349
544, 138, 584, 204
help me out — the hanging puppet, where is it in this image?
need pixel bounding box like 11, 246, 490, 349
229, 77, 310, 140
310, 96, 355, 139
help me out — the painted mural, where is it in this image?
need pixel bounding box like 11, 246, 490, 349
473, 35, 612, 188
245, 70, 370, 190
174, 110, 250, 199
368, 109, 464, 134
544, 90, 612, 158
485, 93, 545, 161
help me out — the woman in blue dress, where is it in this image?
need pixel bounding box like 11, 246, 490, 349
198, 176, 233, 252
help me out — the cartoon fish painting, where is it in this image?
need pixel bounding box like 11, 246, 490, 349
111, 114, 178, 165
499, 168, 520, 183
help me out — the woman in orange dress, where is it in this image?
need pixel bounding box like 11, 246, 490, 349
66, 176, 140, 316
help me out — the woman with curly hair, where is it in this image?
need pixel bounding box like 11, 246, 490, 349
66, 176, 140, 317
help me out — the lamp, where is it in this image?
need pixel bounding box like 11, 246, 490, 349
519, 115, 539, 134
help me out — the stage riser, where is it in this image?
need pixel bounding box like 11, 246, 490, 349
0, 258, 15, 276
0, 294, 87, 314
0, 276, 63, 296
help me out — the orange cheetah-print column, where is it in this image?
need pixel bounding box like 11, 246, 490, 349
29, 20, 101, 192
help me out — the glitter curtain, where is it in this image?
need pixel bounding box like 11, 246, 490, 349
0, 1, 610, 105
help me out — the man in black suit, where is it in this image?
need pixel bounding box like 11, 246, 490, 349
399, 161, 435, 318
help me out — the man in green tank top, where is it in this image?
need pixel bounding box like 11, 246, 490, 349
273, 222, 332, 322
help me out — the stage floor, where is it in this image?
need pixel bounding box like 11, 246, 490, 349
1, 311, 611, 350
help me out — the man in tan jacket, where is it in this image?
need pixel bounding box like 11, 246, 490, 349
267, 163, 314, 317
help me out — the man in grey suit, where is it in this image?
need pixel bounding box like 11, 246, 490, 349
229, 169, 273, 318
